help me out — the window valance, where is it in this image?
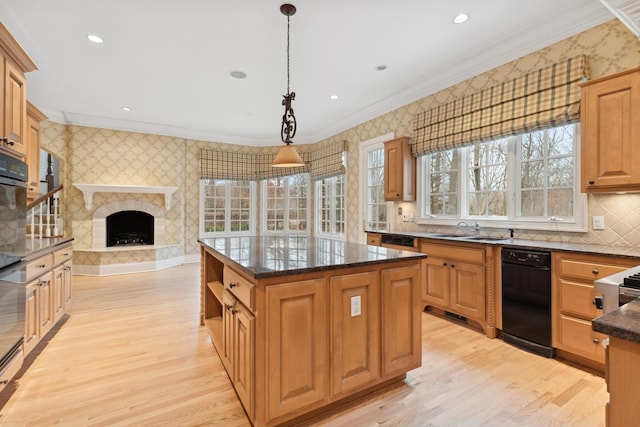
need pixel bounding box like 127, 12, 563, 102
200, 149, 310, 181
413, 55, 590, 156
310, 140, 347, 180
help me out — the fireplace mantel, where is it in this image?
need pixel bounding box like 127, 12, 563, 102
73, 184, 178, 209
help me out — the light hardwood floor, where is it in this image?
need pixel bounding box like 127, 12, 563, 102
0, 263, 608, 426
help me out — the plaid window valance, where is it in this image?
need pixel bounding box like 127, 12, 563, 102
310, 140, 346, 180
413, 55, 590, 156
200, 149, 310, 181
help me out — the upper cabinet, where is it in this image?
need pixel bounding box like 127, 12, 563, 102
26, 102, 47, 200
581, 67, 640, 193
0, 23, 37, 160
384, 136, 415, 201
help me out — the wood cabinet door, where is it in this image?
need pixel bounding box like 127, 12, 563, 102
582, 69, 640, 191
3, 59, 26, 156
330, 271, 380, 397
449, 262, 485, 321
38, 272, 53, 338
557, 314, 606, 363
381, 264, 421, 377
25, 112, 40, 197
234, 303, 254, 419
52, 265, 65, 323
266, 278, 327, 421
24, 280, 39, 356
423, 256, 450, 308
384, 138, 404, 200
221, 291, 234, 375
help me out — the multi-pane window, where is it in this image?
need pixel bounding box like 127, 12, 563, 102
200, 179, 255, 236
263, 174, 309, 234
518, 126, 575, 218
316, 174, 345, 238
365, 147, 388, 231
467, 138, 508, 216
419, 124, 584, 230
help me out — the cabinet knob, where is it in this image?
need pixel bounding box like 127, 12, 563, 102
451, 264, 455, 268
232, 309, 239, 314
443, 262, 447, 266
588, 180, 595, 185
0, 379, 8, 385
39, 264, 46, 269
225, 304, 233, 310
592, 269, 599, 275
229, 282, 237, 288
593, 338, 600, 344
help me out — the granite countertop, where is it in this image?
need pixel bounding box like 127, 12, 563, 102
593, 299, 640, 343
199, 235, 426, 279
368, 230, 640, 260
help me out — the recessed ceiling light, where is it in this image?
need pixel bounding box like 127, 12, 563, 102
376, 65, 387, 71
230, 70, 247, 79
453, 13, 469, 24
121, 106, 131, 112
87, 34, 104, 44
330, 95, 339, 100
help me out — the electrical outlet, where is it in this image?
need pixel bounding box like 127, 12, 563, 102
592, 215, 605, 230
350, 295, 361, 317
402, 214, 409, 222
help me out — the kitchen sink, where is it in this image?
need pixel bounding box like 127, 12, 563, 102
463, 236, 510, 241
429, 233, 470, 238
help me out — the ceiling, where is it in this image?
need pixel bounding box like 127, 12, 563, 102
0, 1, 621, 147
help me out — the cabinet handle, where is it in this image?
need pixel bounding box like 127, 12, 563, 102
588, 180, 595, 185
451, 264, 455, 268
443, 262, 447, 266
0, 379, 8, 385
225, 304, 233, 310
232, 309, 239, 314
593, 338, 600, 344
229, 282, 237, 288
592, 269, 599, 275
39, 264, 46, 269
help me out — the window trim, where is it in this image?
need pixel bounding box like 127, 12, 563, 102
199, 179, 257, 238
416, 124, 587, 232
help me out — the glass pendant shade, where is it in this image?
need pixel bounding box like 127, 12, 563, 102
273, 144, 304, 167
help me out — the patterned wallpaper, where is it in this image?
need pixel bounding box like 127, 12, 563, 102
38, 19, 640, 265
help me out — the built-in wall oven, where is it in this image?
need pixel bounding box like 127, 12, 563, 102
0, 152, 28, 373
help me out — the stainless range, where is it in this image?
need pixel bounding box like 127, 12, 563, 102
594, 265, 640, 314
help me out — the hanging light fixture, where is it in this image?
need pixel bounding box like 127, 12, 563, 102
273, 3, 305, 168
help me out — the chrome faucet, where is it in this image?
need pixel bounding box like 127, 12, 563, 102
456, 220, 480, 235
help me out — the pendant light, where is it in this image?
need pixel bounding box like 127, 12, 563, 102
273, 3, 305, 167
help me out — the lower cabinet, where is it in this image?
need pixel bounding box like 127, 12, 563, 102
222, 290, 254, 418
552, 252, 636, 369
420, 239, 495, 337
265, 278, 327, 421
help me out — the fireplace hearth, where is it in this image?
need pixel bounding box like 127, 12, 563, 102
106, 210, 154, 247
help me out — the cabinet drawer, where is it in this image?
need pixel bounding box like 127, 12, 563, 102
559, 279, 602, 319
26, 254, 53, 281
366, 233, 381, 246
53, 247, 73, 265
420, 242, 484, 264
558, 259, 631, 281
557, 314, 607, 362
224, 267, 255, 311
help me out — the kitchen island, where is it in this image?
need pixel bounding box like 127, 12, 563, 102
199, 236, 426, 426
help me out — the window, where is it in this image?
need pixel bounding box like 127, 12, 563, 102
200, 179, 256, 237
363, 144, 388, 232
315, 174, 345, 238
418, 124, 586, 231
262, 174, 310, 234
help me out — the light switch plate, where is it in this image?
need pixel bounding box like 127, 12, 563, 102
592, 215, 605, 230
350, 295, 361, 317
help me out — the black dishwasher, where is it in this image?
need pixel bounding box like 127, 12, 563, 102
501, 248, 553, 358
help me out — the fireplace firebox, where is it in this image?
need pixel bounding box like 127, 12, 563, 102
106, 210, 154, 247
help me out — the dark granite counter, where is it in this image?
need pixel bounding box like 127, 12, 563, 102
198, 235, 426, 279
368, 230, 640, 260
593, 299, 640, 343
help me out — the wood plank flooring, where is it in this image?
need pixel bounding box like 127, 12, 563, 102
0, 263, 608, 426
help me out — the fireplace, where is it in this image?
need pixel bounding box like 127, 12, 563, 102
106, 210, 154, 247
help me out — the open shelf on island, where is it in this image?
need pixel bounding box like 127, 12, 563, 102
207, 281, 224, 304
204, 316, 222, 350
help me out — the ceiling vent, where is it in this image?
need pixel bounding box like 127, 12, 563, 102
600, 0, 640, 38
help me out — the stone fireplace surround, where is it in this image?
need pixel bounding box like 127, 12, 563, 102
72, 184, 183, 276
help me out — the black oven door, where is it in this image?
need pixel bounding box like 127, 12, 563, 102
0, 260, 26, 372
0, 175, 27, 270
